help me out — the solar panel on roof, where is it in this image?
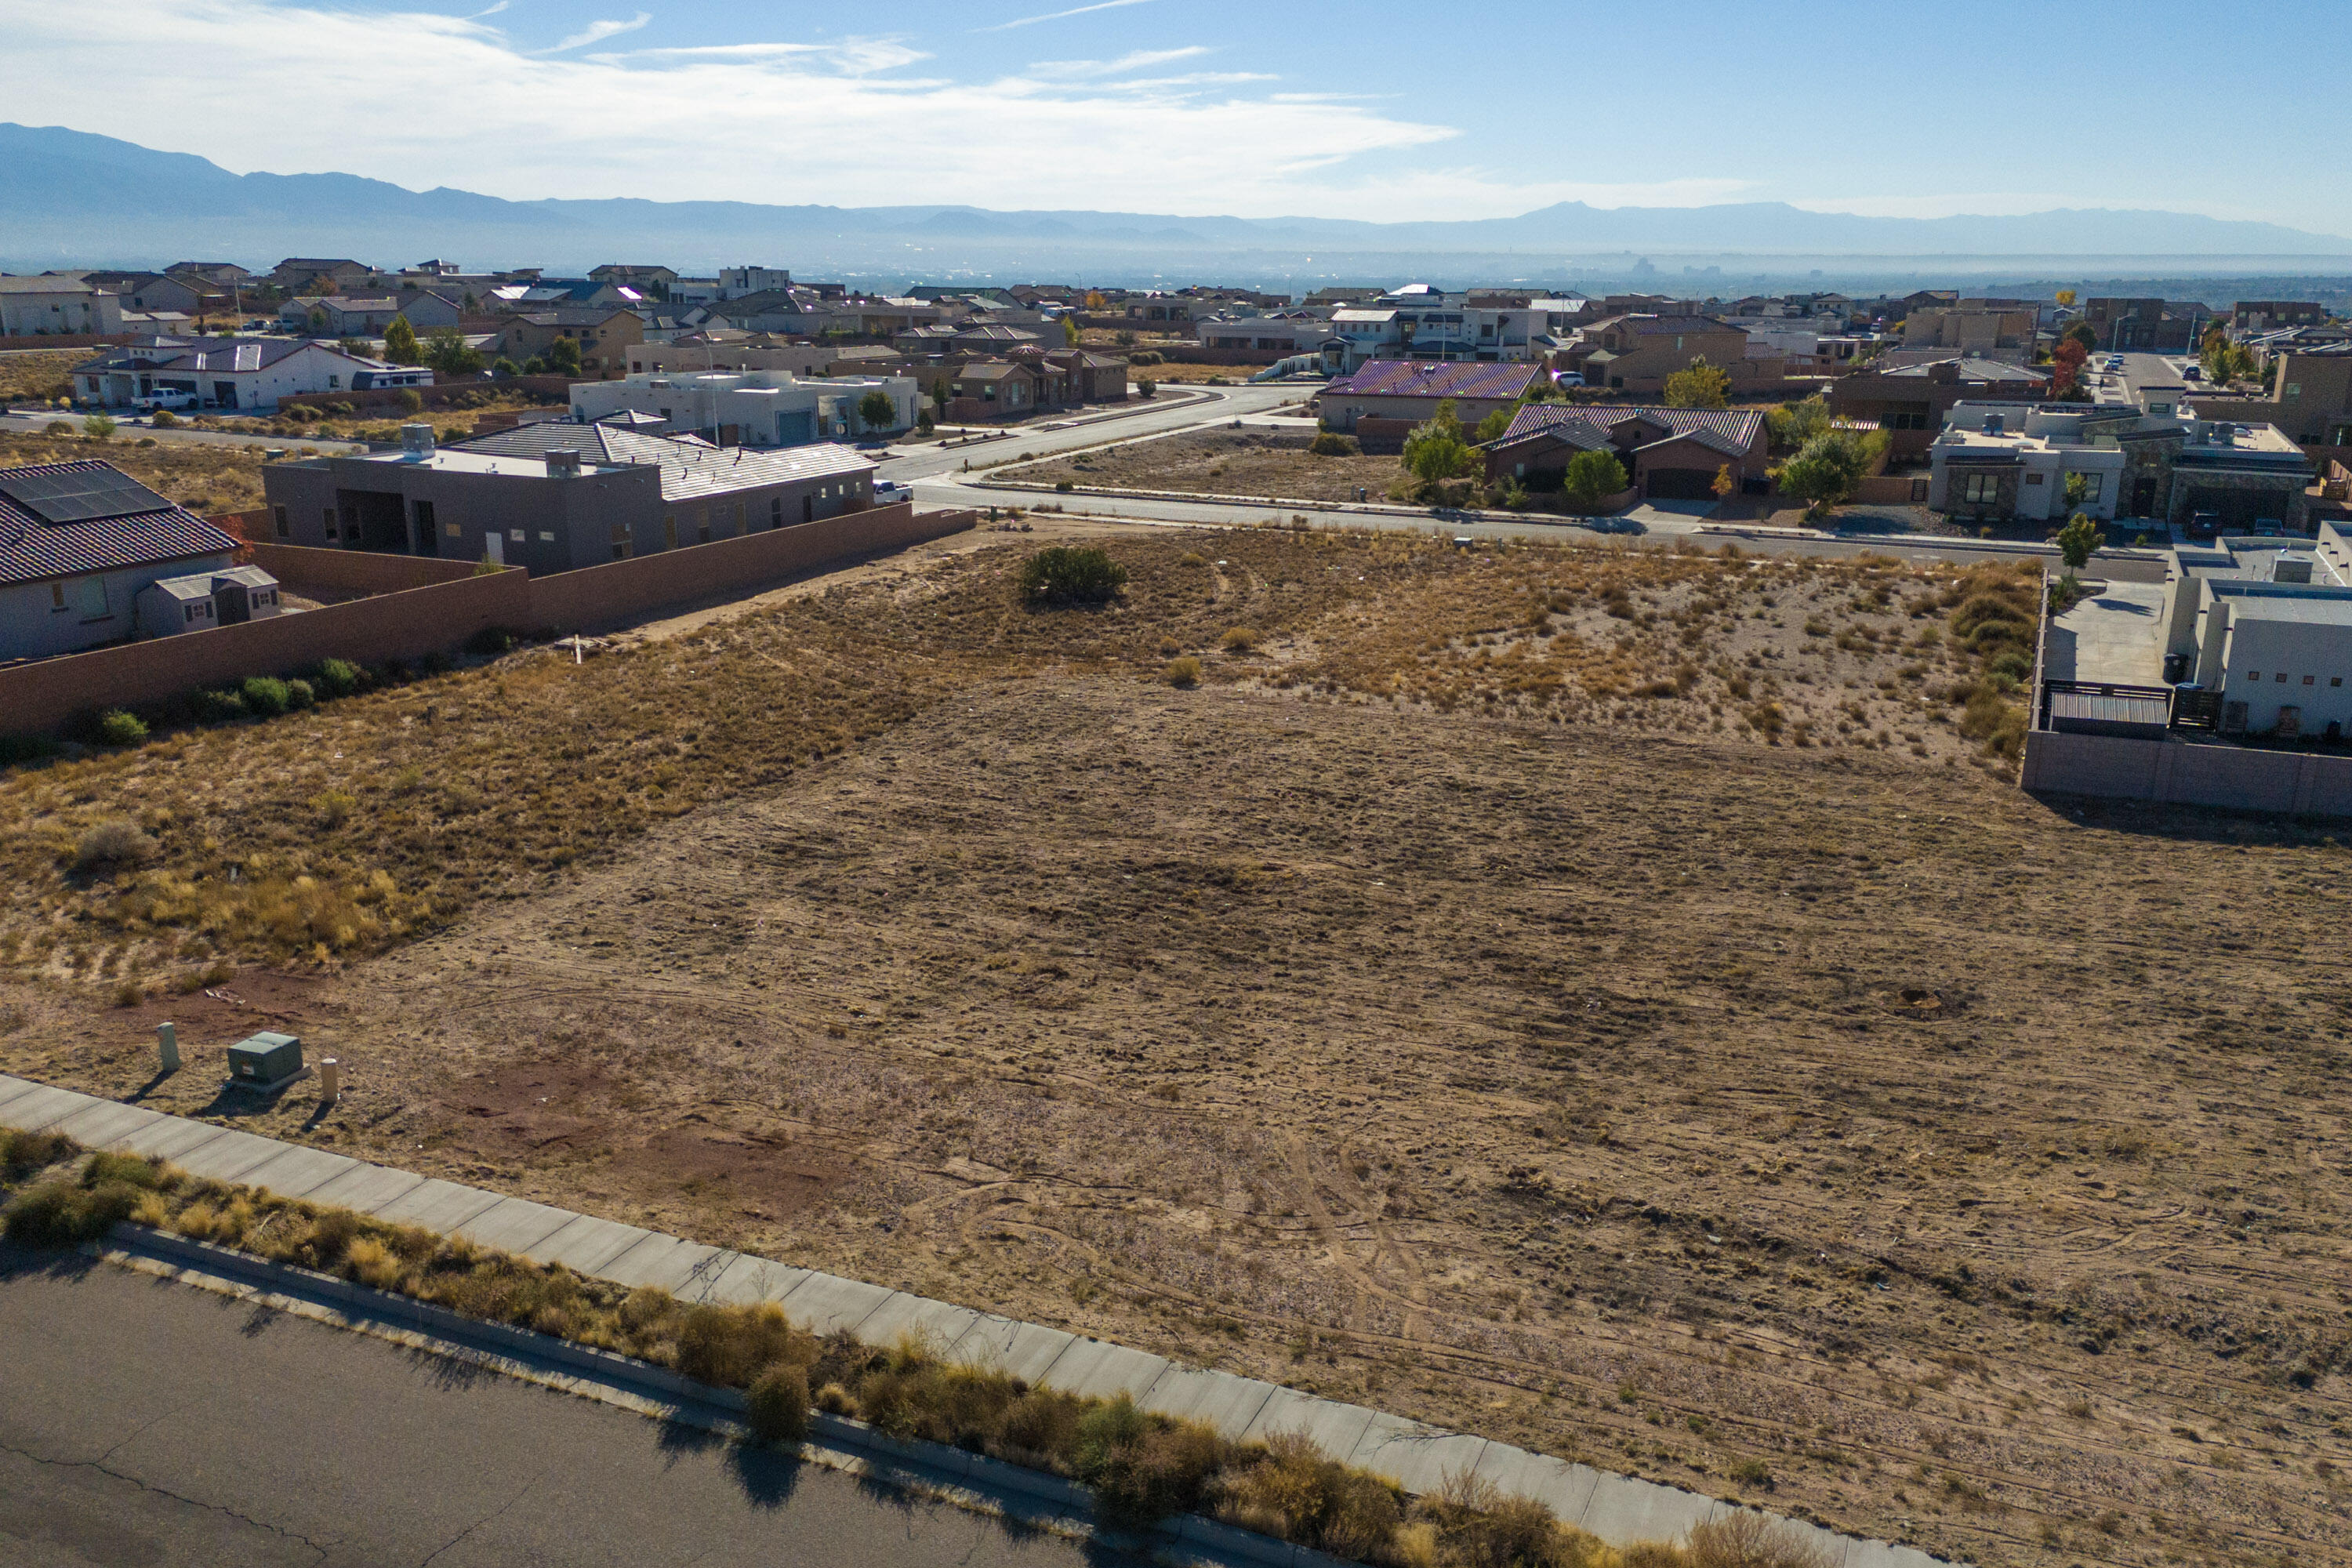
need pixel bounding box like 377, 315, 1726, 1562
0, 469, 176, 525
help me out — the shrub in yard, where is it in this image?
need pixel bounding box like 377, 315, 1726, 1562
1017, 545, 1127, 606
1624, 1512, 1831, 1568
0, 1129, 74, 1182
241, 677, 291, 716
746, 1362, 812, 1446
313, 658, 363, 698
4, 1179, 139, 1247
1055, 478, 1076, 492
96, 710, 148, 746
284, 679, 316, 710
195, 688, 247, 722
1307, 432, 1359, 456
44, 419, 72, 436
674, 1301, 810, 1389
1163, 656, 1202, 688
151, 409, 180, 429
72, 819, 158, 871
1220, 626, 1258, 652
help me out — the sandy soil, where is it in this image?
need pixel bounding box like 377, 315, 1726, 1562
4, 528, 2346, 1567
1007, 430, 1403, 503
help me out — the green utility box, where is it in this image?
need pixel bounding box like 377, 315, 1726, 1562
227, 1031, 303, 1088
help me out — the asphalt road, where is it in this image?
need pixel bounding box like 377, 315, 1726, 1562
0, 1246, 1118, 1568
877, 383, 1303, 485
0, 411, 365, 454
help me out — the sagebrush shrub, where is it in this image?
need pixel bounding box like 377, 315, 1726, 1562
1018, 546, 1127, 605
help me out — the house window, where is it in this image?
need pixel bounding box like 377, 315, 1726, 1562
184, 604, 197, 623
74, 576, 111, 621
733, 501, 746, 532
444, 522, 460, 538
328, 375, 340, 389
2078, 474, 2104, 500
771, 496, 783, 528
2303, 675, 2315, 684
2247, 670, 2260, 680
50, 583, 66, 612
697, 508, 711, 544
322, 506, 338, 539
274, 505, 290, 539
610, 523, 632, 561
664, 514, 679, 550
2025, 472, 2044, 485
539, 530, 555, 542
1960, 471, 2001, 505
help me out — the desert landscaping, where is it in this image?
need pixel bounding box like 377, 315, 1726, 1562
2, 524, 2347, 1567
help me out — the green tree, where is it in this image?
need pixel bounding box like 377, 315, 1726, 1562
1062, 317, 1080, 347
1018, 545, 1127, 605
1765, 394, 1831, 452
1472, 406, 1514, 445
2056, 511, 2105, 570
422, 326, 485, 378
931, 379, 951, 412
305, 306, 328, 334
492, 355, 521, 379
1663, 357, 1731, 408
337, 336, 371, 359
543, 336, 583, 378
81, 413, 116, 442
1401, 400, 1479, 483
1560, 448, 1628, 513
1777, 430, 1871, 514
380, 315, 422, 365
2063, 321, 2098, 353
2063, 471, 2089, 510
856, 389, 898, 431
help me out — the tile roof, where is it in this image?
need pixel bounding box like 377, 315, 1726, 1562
73, 339, 387, 376
1585, 314, 1733, 336
1327, 360, 1539, 401
1493, 404, 1765, 457
0, 461, 240, 589
445, 423, 873, 501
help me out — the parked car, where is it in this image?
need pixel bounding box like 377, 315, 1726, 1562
2182, 364, 2201, 380
131, 389, 196, 411
872, 480, 912, 506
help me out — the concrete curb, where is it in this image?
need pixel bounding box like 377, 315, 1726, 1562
2, 1080, 1951, 1566
94, 1223, 1352, 1568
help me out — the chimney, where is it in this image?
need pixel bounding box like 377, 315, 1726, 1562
544, 448, 582, 477
399, 422, 434, 456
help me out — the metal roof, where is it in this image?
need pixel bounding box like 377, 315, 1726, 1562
1328, 359, 1539, 401
0, 461, 240, 589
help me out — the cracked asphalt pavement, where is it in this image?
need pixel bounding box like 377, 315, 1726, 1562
0, 1244, 1117, 1567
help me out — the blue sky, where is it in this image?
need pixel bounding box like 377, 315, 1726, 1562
2, 0, 2343, 227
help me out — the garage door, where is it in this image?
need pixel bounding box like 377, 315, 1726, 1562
1645, 468, 1716, 500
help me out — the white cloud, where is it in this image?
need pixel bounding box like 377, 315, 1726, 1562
544, 12, 650, 53
0, 0, 1516, 216
979, 0, 1156, 32
1025, 45, 1207, 79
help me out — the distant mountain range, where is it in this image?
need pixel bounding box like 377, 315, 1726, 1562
5, 122, 2350, 288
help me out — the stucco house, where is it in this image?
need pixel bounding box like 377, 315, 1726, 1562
0, 461, 243, 660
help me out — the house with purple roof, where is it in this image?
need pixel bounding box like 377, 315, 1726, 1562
0, 460, 245, 660
1316, 359, 1539, 438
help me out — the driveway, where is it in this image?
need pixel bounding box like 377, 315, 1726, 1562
0, 1246, 1116, 1568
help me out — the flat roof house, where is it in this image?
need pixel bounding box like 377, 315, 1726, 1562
1827, 357, 2049, 456
260, 423, 877, 574
2153, 524, 2352, 738
0, 461, 242, 659
1928, 406, 2307, 531
568, 368, 920, 445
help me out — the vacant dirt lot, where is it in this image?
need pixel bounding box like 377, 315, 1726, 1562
1010, 430, 1400, 503
2, 528, 2345, 1567
0, 350, 82, 405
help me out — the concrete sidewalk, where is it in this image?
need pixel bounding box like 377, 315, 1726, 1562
0, 1072, 1943, 1567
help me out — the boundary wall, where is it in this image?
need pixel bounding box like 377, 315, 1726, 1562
1, 504, 975, 735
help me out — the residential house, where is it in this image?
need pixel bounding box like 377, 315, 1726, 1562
135, 564, 283, 640
276, 296, 407, 335
1898, 299, 2037, 354
624, 338, 845, 378
71, 337, 422, 412
590, 264, 682, 296
1304, 286, 1385, 309
2190, 343, 2352, 447
495, 310, 646, 377
568, 368, 921, 445
1928, 405, 2307, 530
165, 262, 252, 288
0, 274, 124, 337
2151, 523, 2352, 737
0, 460, 243, 659
1827, 357, 2050, 457
262, 422, 876, 571
1553, 314, 1782, 395
268, 258, 374, 293
485, 279, 647, 314
1316, 360, 1539, 435
2083, 297, 2210, 353
1479, 405, 1769, 501
1198, 318, 1342, 354
80, 272, 208, 316
2231, 301, 2326, 333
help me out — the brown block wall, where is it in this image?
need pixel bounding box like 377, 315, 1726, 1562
0, 571, 532, 735
526, 503, 974, 632
2021, 731, 2352, 818
244, 543, 486, 593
